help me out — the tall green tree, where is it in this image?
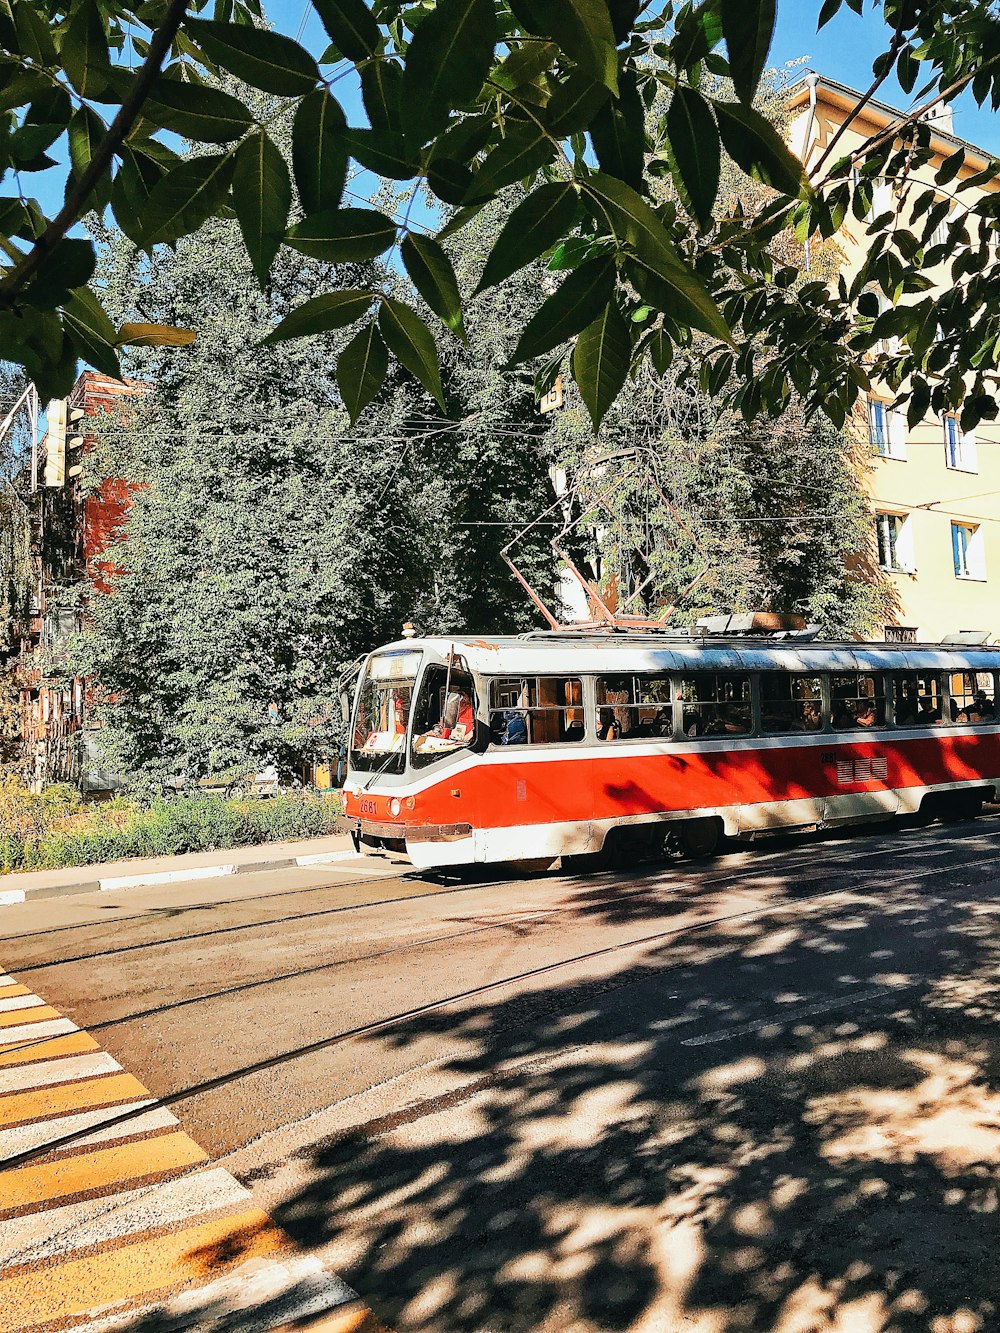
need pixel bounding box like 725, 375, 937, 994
72, 174, 561, 784
1, 0, 999, 434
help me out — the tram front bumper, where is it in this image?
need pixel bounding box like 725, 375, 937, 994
354, 819, 474, 846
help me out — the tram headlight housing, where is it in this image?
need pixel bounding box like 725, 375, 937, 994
388, 797, 401, 817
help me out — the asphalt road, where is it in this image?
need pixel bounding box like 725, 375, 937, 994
3, 813, 1000, 1333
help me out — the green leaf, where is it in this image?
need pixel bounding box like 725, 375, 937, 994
61, 0, 111, 99
509, 256, 616, 363
285, 207, 396, 261
293, 90, 347, 214
647, 327, 673, 374
63, 286, 121, 380
713, 98, 804, 196
817, 0, 842, 27
337, 320, 388, 423
116, 323, 196, 347
28, 238, 96, 308
14, 2, 57, 64
466, 124, 556, 200
310, 0, 380, 63
427, 158, 474, 204
263, 289, 373, 344
437, 201, 488, 239
188, 19, 320, 95
580, 172, 730, 340
67, 106, 111, 210
475, 182, 579, 293
141, 153, 236, 246
509, 0, 618, 93
402, 232, 465, 337
0, 67, 51, 115
361, 59, 403, 131
936, 148, 965, 186
378, 296, 445, 408
401, 0, 496, 145
111, 147, 163, 247
426, 113, 494, 165
665, 85, 719, 230
590, 69, 645, 191
144, 77, 255, 143
547, 70, 610, 136
671, 0, 723, 68
720, 0, 775, 104
491, 41, 560, 92
232, 130, 291, 288
340, 128, 418, 179
572, 299, 630, 429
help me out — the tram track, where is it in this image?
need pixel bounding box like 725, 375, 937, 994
5, 837, 998, 1175
3, 824, 998, 1074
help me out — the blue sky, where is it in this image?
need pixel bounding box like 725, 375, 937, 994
20, 1, 1000, 221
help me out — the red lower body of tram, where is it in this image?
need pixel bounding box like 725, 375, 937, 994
343, 728, 1000, 870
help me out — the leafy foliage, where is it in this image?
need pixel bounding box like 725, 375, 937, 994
1, 0, 1000, 431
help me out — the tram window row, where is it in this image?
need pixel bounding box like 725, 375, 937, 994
486, 669, 999, 746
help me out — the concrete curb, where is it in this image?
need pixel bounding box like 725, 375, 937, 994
0, 848, 361, 909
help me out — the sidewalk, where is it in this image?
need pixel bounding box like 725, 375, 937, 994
0, 833, 359, 907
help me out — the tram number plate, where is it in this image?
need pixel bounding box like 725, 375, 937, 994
360, 798, 378, 815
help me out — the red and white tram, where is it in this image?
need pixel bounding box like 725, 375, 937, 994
342, 631, 1000, 871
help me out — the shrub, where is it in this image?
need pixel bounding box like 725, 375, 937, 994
0, 780, 342, 873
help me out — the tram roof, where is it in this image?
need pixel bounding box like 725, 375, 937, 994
376, 634, 1000, 675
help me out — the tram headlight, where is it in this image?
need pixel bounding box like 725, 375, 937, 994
405, 796, 416, 810
388, 797, 401, 817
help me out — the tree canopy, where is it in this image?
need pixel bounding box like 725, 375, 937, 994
2, 0, 1000, 430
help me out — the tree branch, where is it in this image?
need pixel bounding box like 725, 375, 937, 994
0, 0, 190, 308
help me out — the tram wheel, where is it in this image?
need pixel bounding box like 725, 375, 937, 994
667, 817, 721, 861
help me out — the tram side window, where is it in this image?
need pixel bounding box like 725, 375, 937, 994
677, 674, 752, 737
760, 674, 823, 733
595, 675, 672, 739
489, 677, 584, 745
830, 673, 885, 729
892, 672, 942, 726
949, 671, 996, 723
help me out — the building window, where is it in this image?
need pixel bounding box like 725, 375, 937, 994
884, 626, 918, 643
952, 522, 986, 580
944, 415, 977, 472
876, 512, 912, 572
868, 398, 905, 458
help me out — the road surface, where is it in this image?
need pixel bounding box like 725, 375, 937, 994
2, 814, 999, 1332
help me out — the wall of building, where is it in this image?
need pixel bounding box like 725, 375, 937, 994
789, 77, 1000, 643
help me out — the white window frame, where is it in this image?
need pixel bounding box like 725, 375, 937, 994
876, 511, 914, 573
868, 397, 906, 459
944, 415, 977, 473
952, 522, 986, 581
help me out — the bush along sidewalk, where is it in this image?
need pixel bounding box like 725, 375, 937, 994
0, 779, 343, 873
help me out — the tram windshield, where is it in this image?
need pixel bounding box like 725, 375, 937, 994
412, 663, 478, 768
350, 650, 422, 773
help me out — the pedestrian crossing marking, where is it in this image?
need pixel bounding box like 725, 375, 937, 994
0, 1131, 208, 1211
0, 1207, 289, 1328
0, 1071, 139, 1131
0, 1030, 100, 1069
0, 968, 385, 1333
0, 1003, 62, 1028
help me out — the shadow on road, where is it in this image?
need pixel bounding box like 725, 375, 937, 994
260, 826, 1000, 1332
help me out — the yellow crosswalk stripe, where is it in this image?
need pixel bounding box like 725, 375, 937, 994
0, 971, 388, 1333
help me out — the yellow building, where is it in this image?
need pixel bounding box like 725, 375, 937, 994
789, 74, 1000, 643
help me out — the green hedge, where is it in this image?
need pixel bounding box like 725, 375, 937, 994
0, 791, 343, 873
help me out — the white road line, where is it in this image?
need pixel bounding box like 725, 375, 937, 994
0, 1166, 252, 1267
0, 1051, 122, 1095
0, 1101, 177, 1159
0, 975, 16, 986
0, 994, 43, 1013
0, 890, 25, 905
0, 1017, 77, 1045
681, 984, 909, 1046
